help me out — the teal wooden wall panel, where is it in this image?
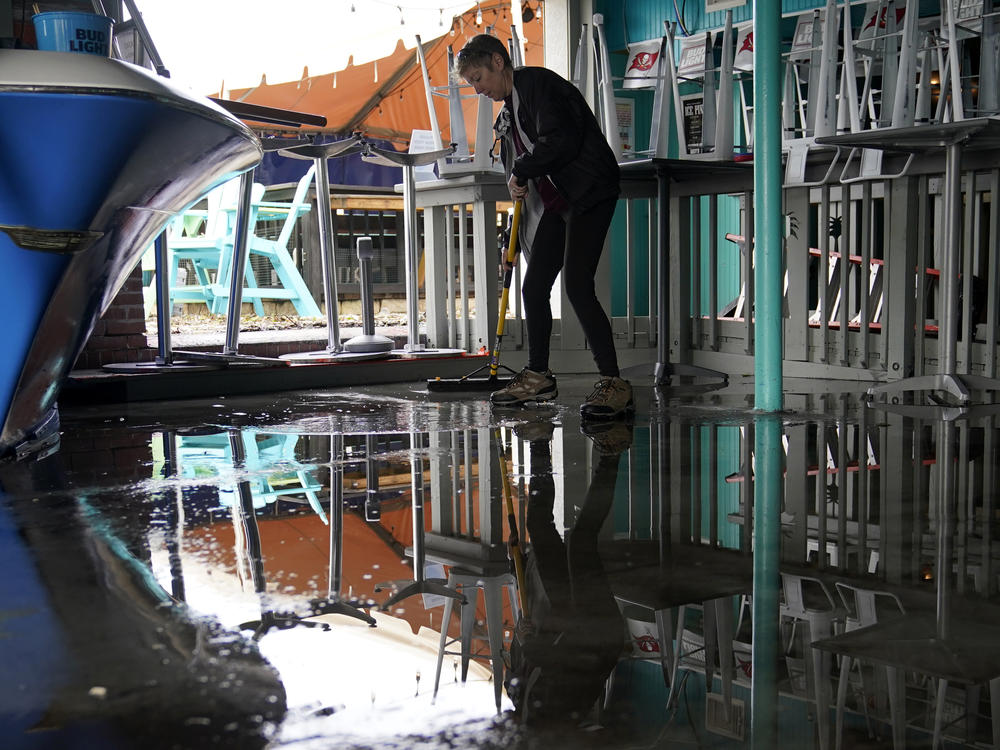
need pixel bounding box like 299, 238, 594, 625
596, 0, 945, 48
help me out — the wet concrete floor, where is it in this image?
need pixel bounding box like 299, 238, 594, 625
2, 375, 999, 749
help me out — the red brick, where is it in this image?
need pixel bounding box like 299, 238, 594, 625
116, 289, 142, 302
85, 335, 117, 351
105, 319, 145, 336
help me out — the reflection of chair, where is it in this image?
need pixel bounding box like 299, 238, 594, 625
781, 572, 845, 750
831, 583, 987, 750
613, 596, 675, 692
612, 594, 740, 716
433, 570, 520, 712
834, 582, 907, 749
175, 431, 325, 521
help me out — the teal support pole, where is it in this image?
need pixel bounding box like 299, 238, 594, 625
753, 0, 784, 411
751, 415, 782, 747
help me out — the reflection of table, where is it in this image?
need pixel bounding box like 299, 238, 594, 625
814, 612, 1000, 747
619, 159, 753, 385
817, 119, 1000, 405
607, 544, 753, 712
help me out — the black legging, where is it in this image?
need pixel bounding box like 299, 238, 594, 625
522, 197, 620, 376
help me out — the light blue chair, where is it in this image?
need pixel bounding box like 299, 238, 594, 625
157, 180, 266, 314
209, 165, 322, 317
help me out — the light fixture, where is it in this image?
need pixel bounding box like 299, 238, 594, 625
476, 3, 482, 25
536, 1, 542, 19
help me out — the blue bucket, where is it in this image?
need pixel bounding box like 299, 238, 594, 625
33, 12, 114, 57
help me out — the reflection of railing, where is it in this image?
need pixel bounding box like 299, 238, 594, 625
645, 398, 1000, 598
612, 403, 1000, 745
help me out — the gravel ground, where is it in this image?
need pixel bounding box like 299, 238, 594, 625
145, 312, 416, 336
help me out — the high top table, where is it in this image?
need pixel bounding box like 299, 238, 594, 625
817, 118, 1000, 405
619, 158, 753, 385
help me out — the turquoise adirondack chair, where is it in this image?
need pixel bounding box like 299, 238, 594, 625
209, 165, 322, 317
165, 179, 267, 313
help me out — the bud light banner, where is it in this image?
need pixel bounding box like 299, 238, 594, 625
623, 39, 663, 90
677, 34, 711, 80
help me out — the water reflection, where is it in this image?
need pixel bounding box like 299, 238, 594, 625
3, 387, 1000, 747
506, 421, 625, 724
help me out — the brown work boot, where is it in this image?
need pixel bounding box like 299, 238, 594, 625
513, 418, 556, 443
581, 420, 634, 456
490, 368, 558, 406
580, 376, 634, 419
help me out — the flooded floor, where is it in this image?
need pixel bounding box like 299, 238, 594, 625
2, 375, 999, 749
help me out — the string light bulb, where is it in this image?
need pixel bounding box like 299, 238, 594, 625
398, 5, 404, 24
536, 1, 541, 19
439, 8, 444, 26
476, 3, 482, 25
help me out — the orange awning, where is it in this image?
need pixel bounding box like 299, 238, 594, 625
224, 1, 545, 148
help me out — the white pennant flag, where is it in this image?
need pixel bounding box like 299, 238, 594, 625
623, 39, 663, 90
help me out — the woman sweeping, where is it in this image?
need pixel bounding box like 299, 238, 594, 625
456, 34, 633, 419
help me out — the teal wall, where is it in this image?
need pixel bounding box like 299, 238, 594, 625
600, 1, 752, 318
611, 425, 742, 547
699, 425, 742, 548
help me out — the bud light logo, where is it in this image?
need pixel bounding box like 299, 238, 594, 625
70, 27, 109, 56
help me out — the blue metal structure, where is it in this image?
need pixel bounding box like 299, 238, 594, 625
0, 49, 260, 458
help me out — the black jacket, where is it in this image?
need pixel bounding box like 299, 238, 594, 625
498, 67, 620, 213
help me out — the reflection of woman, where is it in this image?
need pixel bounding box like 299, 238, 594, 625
505, 429, 628, 724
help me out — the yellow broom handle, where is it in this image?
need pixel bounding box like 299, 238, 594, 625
495, 427, 528, 616
495, 200, 522, 340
